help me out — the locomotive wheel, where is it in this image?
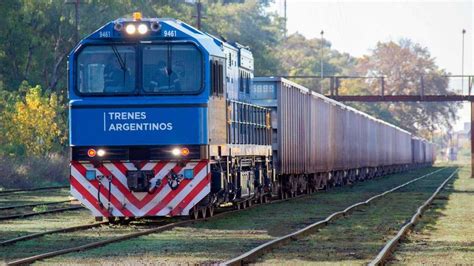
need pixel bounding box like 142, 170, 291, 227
190, 206, 199, 220
200, 207, 207, 219
207, 206, 215, 217
278, 186, 284, 200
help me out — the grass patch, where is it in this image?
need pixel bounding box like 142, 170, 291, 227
391, 164, 474, 264
32, 205, 49, 212
0, 154, 68, 190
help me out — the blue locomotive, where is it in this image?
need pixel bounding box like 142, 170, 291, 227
69, 13, 434, 220
69, 13, 272, 219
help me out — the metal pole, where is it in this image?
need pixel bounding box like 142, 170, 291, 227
65, 0, 80, 43
75, 1, 79, 43
471, 101, 474, 177
196, 0, 202, 30
320, 30, 324, 93
462, 29, 466, 93
284, 0, 287, 35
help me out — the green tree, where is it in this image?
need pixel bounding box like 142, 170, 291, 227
276, 33, 357, 92
344, 40, 461, 138
202, 0, 285, 76
2, 85, 64, 156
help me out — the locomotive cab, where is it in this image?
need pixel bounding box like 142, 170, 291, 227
68, 14, 272, 218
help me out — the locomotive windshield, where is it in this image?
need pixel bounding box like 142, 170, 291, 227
76, 43, 202, 95
77, 45, 136, 94
142, 44, 202, 94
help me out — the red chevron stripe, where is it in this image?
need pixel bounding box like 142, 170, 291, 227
112, 162, 130, 176
73, 163, 134, 217
138, 161, 148, 170
109, 161, 173, 207
99, 161, 188, 209
145, 160, 208, 216
152, 161, 168, 175
96, 164, 144, 207
70, 175, 109, 217
169, 172, 210, 216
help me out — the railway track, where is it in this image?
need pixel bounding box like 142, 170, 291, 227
5, 211, 236, 265
224, 167, 454, 265
1, 167, 443, 265
369, 169, 459, 265
0, 198, 83, 221
4, 187, 315, 265
0, 200, 72, 211
0, 185, 69, 195
0, 205, 84, 221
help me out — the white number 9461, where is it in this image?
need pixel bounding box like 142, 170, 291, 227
163, 30, 177, 37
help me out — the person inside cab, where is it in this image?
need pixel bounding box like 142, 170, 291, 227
148, 61, 181, 92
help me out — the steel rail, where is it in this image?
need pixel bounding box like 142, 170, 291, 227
0, 200, 73, 211
6, 211, 228, 265
369, 169, 459, 266
0, 206, 84, 221
0, 186, 69, 195
0, 221, 108, 246
223, 167, 448, 266
5, 167, 441, 265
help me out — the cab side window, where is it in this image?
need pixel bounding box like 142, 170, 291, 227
211, 59, 224, 96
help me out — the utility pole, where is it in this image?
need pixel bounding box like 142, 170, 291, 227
320, 30, 324, 93
284, 0, 287, 36
196, 0, 202, 30
185, 0, 202, 30
462, 29, 466, 92
66, 0, 80, 43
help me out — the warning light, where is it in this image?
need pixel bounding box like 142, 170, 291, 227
133, 12, 142, 21
181, 148, 190, 156
87, 149, 97, 158
171, 147, 190, 156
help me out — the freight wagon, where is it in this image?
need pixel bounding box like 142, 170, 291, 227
68, 13, 435, 220
251, 77, 426, 194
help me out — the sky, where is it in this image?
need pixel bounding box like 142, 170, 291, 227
270, 0, 473, 131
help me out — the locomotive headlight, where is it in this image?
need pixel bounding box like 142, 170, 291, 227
97, 149, 106, 157
171, 147, 190, 156
125, 24, 136, 34
171, 148, 181, 156
138, 24, 148, 34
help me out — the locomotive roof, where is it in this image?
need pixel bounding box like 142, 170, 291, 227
73, 17, 228, 58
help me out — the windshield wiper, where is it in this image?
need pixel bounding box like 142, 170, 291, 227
111, 45, 127, 82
